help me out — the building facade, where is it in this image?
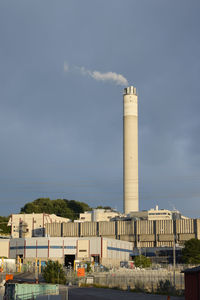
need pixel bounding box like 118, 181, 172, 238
9, 237, 133, 267
77, 209, 120, 223
8, 214, 70, 238
128, 206, 186, 221
45, 218, 200, 248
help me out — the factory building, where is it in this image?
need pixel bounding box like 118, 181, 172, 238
9, 237, 133, 267
45, 218, 200, 248
126, 205, 186, 221
8, 213, 70, 238
77, 208, 121, 223
123, 86, 139, 214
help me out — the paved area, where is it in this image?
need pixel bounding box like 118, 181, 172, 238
13, 272, 45, 282
68, 288, 184, 300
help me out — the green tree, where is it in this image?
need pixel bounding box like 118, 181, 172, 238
51, 199, 73, 218
20, 198, 92, 220
134, 255, 152, 268
182, 238, 200, 264
0, 216, 11, 235
21, 198, 54, 214
43, 260, 66, 284
96, 206, 111, 210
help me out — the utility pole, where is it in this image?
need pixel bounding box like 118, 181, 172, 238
173, 234, 176, 288
65, 287, 68, 300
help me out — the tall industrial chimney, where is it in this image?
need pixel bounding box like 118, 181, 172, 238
123, 86, 139, 214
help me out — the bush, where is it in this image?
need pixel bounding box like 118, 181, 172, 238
157, 280, 176, 295
182, 238, 200, 264
134, 255, 152, 268
43, 260, 66, 284
86, 262, 92, 273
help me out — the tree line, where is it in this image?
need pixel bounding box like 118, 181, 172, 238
20, 197, 92, 221
0, 197, 92, 234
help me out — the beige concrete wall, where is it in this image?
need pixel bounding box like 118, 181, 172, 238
157, 241, 173, 247
77, 240, 90, 259
9, 213, 70, 238
117, 220, 134, 235
99, 221, 115, 236
80, 222, 97, 236
176, 219, 194, 234
196, 219, 200, 240
102, 239, 107, 259
136, 220, 154, 235
139, 234, 155, 242
178, 233, 195, 241
156, 220, 173, 234
62, 222, 79, 237
93, 210, 119, 222
0, 240, 9, 258
123, 86, 139, 214
45, 223, 62, 237
78, 210, 120, 223
119, 235, 135, 243
139, 241, 155, 248
79, 212, 92, 222
45, 218, 200, 247
9, 214, 33, 238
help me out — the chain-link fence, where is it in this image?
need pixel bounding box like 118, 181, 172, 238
90, 270, 184, 292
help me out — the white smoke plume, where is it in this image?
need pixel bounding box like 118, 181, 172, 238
64, 62, 69, 72
64, 62, 128, 86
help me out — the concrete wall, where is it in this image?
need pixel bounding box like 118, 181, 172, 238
80, 222, 97, 237
10, 237, 133, 267
45, 218, 200, 247
79, 212, 92, 222
8, 214, 70, 238
46, 223, 61, 237
62, 222, 79, 237
78, 210, 119, 223
99, 221, 115, 237
0, 239, 9, 258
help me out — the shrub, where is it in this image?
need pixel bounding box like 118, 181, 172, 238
43, 260, 66, 284
134, 255, 152, 268
157, 280, 176, 295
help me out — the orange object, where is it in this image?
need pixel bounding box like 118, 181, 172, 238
167, 296, 170, 300
77, 268, 85, 277
5, 274, 13, 281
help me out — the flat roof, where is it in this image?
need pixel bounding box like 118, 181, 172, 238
182, 266, 200, 273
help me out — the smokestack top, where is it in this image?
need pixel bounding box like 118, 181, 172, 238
124, 86, 137, 95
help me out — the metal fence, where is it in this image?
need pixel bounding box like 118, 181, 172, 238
90, 270, 185, 292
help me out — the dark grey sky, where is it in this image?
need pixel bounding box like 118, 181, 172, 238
0, 0, 200, 217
